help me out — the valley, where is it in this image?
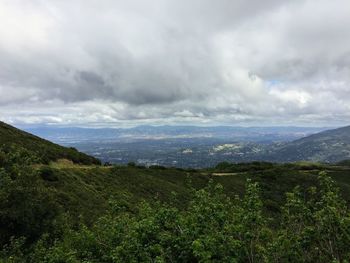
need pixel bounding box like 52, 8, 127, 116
22, 125, 350, 167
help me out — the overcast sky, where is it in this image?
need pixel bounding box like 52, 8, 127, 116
0, 0, 350, 127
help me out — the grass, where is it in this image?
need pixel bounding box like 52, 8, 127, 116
48, 159, 102, 169
0, 121, 101, 165
33, 162, 350, 226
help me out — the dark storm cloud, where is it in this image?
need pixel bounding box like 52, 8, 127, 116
0, 0, 350, 126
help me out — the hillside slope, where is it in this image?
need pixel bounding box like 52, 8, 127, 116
268, 125, 350, 163
2, 124, 350, 261
0, 121, 100, 165
44, 163, 350, 222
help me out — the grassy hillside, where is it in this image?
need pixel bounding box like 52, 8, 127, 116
0, 121, 100, 165
1, 122, 350, 226
27, 161, 350, 225
2, 160, 350, 262
268, 125, 350, 162
1, 123, 350, 261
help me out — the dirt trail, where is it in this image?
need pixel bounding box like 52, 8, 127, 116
211, 172, 241, 176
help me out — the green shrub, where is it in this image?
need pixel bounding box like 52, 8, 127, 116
39, 166, 58, 182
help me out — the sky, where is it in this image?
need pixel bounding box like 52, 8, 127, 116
0, 0, 350, 127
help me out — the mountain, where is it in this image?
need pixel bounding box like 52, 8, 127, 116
1, 122, 350, 261
268, 125, 350, 163
0, 121, 100, 165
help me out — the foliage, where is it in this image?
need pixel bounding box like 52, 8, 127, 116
39, 166, 59, 182
23, 180, 266, 262
1, 172, 346, 262
0, 121, 101, 165
0, 158, 63, 248
337, 160, 350, 167
214, 161, 275, 173
266, 172, 350, 262
1, 145, 350, 262
1, 122, 350, 261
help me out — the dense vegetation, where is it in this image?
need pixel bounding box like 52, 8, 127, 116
1, 147, 350, 262
1, 123, 350, 261
0, 122, 100, 165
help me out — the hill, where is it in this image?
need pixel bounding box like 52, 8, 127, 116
1, 123, 350, 261
2, 159, 350, 261
0, 121, 100, 165
267, 125, 350, 163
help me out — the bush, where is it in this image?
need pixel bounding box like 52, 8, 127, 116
39, 166, 58, 182
2, 170, 350, 262
127, 161, 136, 167
0, 164, 62, 247
149, 165, 167, 170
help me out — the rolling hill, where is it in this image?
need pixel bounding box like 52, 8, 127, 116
1, 122, 350, 261
268, 125, 350, 163
0, 121, 101, 165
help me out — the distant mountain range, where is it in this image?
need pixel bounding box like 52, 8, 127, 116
8, 122, 350, 166
22, 125, 326, 143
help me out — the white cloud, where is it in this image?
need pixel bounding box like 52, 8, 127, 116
0, 0, 349, 126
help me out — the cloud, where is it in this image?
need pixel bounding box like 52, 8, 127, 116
0, 0, 350, 126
